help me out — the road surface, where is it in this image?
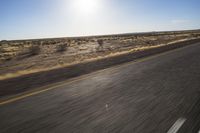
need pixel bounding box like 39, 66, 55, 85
0, 42, 200, 133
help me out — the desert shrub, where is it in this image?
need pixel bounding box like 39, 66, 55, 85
193, 34, 199, 38
77, 41, 81, 45
0, 47, 4, 53
28, 45, 40, 55
96, 39, 104, 52
5, 56, 13, 61
16, 45, 40, 59
90, 39, 95, 42
67, 40, 72, 44
97, 39, 104, 47
56, 43, 68, 52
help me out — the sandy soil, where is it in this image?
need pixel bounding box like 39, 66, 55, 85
0, 31, 200, 80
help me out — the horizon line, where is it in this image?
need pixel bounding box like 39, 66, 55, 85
1, 28, 200, 42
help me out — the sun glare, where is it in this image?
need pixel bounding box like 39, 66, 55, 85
71, 0, 101, 15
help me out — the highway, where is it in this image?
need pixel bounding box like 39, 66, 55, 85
1, 42, 200, 133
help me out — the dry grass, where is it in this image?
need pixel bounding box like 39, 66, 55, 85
0, 31, 200, 80
56, 43, 68, 52
28, 45, 40, 55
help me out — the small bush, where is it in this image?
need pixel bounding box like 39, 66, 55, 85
97, 39, 104, 47
16, 45, 40, 59
29, 45, 40, 55
77, 41, 81, 45
56, 43, 68, 52
5, 56, 12, 61
96, 39, 104, 52
0, 47, 4, 53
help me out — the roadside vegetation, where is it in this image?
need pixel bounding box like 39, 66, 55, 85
56, 43, 68, 52
28, 45, 41, 55
0, 30, 200, 80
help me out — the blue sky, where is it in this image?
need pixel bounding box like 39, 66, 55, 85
0, 0, 200, 40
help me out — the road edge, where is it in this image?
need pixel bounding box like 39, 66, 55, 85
0, 38, 200, 99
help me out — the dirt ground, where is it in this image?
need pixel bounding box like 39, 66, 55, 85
0, 30, 200, 80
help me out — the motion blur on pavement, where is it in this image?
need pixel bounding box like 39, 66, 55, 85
0, 0, 200, 133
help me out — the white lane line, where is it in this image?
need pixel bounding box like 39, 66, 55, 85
167, 118, 186, 133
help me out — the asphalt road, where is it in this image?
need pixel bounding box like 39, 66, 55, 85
1, 42, 200, 133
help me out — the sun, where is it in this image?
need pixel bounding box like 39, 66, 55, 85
71, 0, 100, 15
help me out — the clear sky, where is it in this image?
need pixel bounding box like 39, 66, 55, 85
0, 0, 200, 40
